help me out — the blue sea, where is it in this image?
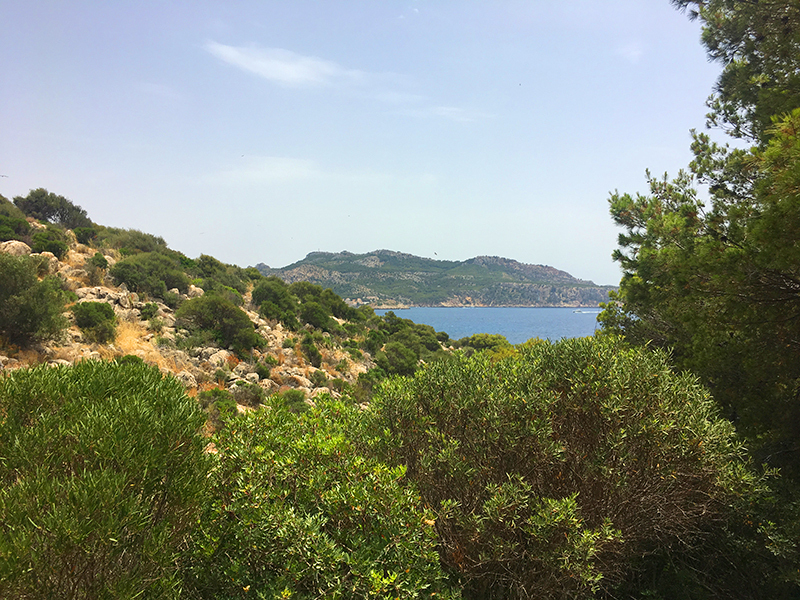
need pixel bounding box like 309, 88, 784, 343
375, 307, 603, 345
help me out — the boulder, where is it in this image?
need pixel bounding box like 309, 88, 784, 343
287, 374, 312, 389
208, 349, 232, 368
0, 240, 32, 256
259, 378, 279, 394
175, 370, 198, 389
233, 362, 254, 377
32, 251, 59, 274
188, 284, 204, 298
244, 372, 260, 384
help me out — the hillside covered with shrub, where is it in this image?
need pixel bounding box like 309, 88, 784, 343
257, 250, 615, 308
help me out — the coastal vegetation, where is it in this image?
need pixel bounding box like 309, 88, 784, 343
1, 1, 799, 598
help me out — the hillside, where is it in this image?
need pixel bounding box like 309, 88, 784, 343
256, 250, 615, 307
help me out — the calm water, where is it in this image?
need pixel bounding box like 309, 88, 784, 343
375, 307, 603, 345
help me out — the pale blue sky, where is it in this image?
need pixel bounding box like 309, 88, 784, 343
0, 1, 719, 285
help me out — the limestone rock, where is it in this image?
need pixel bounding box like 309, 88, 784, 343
0, 240, 32, 256
287, 374, 312, 389
175, 370, 198, 389
233, 362, 254, 377
208, 349, 232, 368
188, 284, 204, 298
32, 251, 59, 274
259, 378, 279, 393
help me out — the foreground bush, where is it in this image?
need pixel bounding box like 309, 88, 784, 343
0, 360, 210, 599
0, 253, 68, 346
183, 396, 456, 599
369, 336, 765, 599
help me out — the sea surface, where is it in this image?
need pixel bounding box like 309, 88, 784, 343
375, 307, 603, 345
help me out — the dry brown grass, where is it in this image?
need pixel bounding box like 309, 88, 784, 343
97, 321, 191, 374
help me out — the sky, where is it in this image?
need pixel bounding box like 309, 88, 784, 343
0, 1, 720, 286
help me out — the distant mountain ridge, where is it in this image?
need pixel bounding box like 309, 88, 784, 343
256, 250, 616, 308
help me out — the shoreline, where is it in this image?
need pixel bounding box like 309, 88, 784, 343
370, 304, 605, 310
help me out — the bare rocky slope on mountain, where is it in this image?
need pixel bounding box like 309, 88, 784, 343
257, 250, 615, 308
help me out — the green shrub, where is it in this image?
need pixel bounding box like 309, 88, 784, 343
140, 302, 159, 320
114, 354, 144, 366
455, 332, 511, 353
148, 317, 164, 333
182, 397, 454, 599
362, 328, 386, 354
310, 369, 328, 388
71, 301, 116, 343
73, 226, 97, 245
243, 266, 263, 281
162, 290, 181, 309
110, 251, 190, 300
354, 367, 387, 403
89, 252, 108, 270
282, 336, 296, 349
369, 336, 766, 599
0, 213, 30, 242
30, 226, 68, 259
300, 333, 322, 367
252, 277, 300, 328
300, 300, 331, 330
0, 360, 209, 599
175, 294, 263, 356
279, 388, 308, 413
375, 341, 418, 376
194, 254, 248, 295
329, 378, 348, 394
231, 381, 266, 407
95, 227, 168, 255
197, 387, 238, 429
254, 356, 277, 380
0, 254, 68, 346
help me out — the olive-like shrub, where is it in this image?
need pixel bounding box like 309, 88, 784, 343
0, 360, 210, 599
175, 293, 263, 356
368, 336, 764, 600
71, 301, 116, 343
0, 253, 68, 346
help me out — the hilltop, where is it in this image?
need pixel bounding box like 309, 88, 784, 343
256, 249, 615, 308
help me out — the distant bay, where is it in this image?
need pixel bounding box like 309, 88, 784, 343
375, 306, 603, 345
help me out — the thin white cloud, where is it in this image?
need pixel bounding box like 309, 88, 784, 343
205, 41, 491, 122
205, 42, 365, 88
616, 42, 644, 64
206, 156, 321, 184
394, 105, 495, 122
204, 156, 391, 187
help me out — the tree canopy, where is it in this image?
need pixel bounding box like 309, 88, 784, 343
13, 188, 92, 230
599, 3, 800, 593
601, 0, 800, 481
